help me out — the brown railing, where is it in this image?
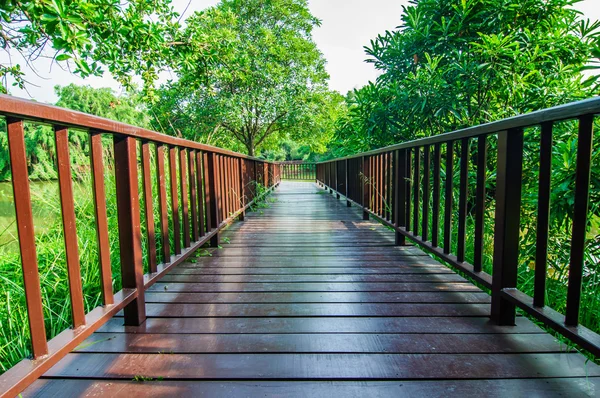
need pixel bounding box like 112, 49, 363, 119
280, 161, 316, 180
317, 97, 600, 357
0, 94, 281, 396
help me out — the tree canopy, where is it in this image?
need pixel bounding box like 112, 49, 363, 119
0, 0, 193, 97
328, 0, 600, 155
55, 83, 150, 127
150, 0, 339, 156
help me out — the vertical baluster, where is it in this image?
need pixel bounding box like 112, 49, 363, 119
205, 153, 219, 246
565, 115, 594, 326
196, 152, 206, 237
189, 150, 199, 242
217, 155, 224, 221
389, 152, 394, 223
346, 159, 351, 207
335, 161, 340, 198
443, 142, 454, 254
229, 157, 235, 215
369, 158, 373, 210
227, 157, 233, 216
373, 156, 378, 213
362, 156, 370, 220
236, 158, 242, 210
331, 162, 334, 191
264, 163, 269, 187
383, 153, 387, 218
179, 148, 190, 248
347, 160, 351, 201
169, 147, 181, 255
90, 133, 113, 304
217, 155, 225, 225
239, 158, 246, 220
54, 126, 86, 328
221, 156, 228, 220
141, 141, 157, 273
225, 157, 231, 218
405, 149, 412, 231
413, 147, 421, 236
382, 154, 387, 219
232, 158, 238, 212
533, 123, 553, 307
395, 149, 407, 246
113, 136, 146, 326
379, 154, 383, 216
457, 138, 470, 263
218, 156, 227, 222
474, 135, 488, 272
202, 152, 213, 231
422, 145, 430, 242
383, 153, 389, 219
373, 155, 381, 215
491, 128, 524, 326
156, 145, 170, 262
432, 144, 441, 248
7, 118, 48, 357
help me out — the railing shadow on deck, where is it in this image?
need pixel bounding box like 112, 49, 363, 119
0, 94, 281, 396
317, 97, 600, 359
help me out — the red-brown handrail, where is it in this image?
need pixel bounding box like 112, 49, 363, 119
0, 94, 281, 396
317, 97, 600, 357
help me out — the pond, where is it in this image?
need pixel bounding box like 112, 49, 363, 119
0, 181, 65, 247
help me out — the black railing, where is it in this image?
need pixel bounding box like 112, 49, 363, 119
316, 97, 600, 356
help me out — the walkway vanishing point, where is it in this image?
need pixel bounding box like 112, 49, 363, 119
23, 182, 600, 397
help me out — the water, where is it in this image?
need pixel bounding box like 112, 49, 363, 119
0, 181, 62, 247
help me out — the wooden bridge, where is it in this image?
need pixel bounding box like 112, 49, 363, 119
0, 95, 599, 396
21, 182, 600, 396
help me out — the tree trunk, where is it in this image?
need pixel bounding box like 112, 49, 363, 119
246, 138, 255, 157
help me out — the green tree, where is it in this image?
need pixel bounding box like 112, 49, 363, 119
55, 83, 150, 128
0, 0, 192, 97
331, 0, 599, 153
152, 0, 336, 156
0, 83, 150, 180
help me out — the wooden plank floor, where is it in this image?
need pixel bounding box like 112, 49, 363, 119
24, 182, 600, 397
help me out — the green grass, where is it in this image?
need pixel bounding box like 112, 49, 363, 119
0, 141, 186, 373
0, 170, 121, 372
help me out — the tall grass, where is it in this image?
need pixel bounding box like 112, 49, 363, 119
0, 165, 121, 372
0, 137, 182, 373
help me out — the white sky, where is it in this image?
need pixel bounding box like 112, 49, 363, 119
2, 0, 599, 103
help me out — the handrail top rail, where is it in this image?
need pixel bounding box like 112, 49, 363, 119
0, 94, 275, 163
318, 96, 600, 162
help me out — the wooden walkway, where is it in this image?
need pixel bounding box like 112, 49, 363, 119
24, 182, 600, 397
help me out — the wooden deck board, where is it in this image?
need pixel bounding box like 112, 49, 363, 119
24, 378, 600, 398
24, 182, 600, 397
